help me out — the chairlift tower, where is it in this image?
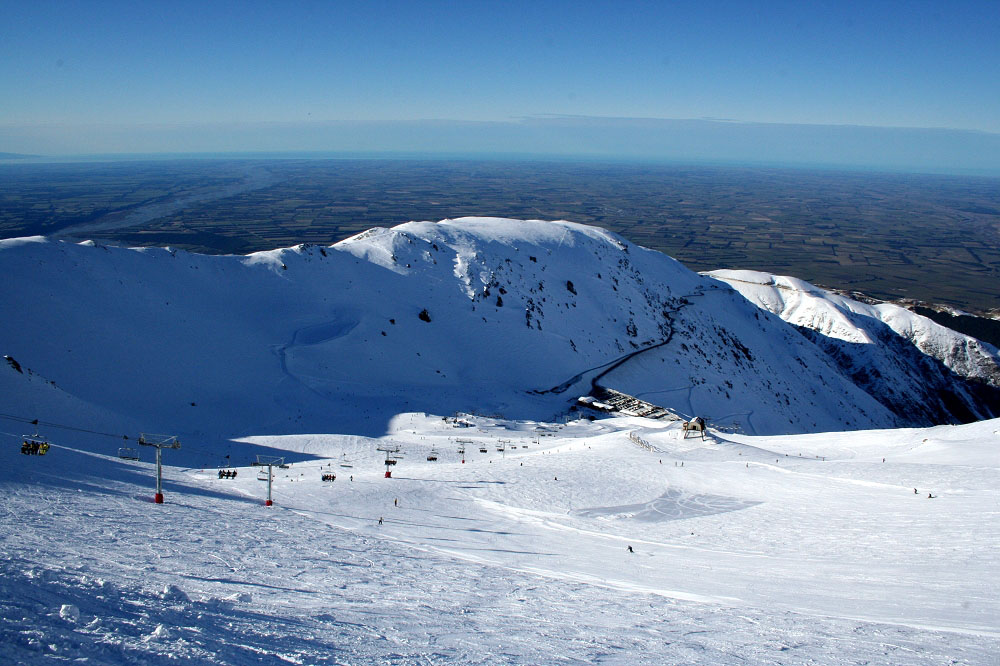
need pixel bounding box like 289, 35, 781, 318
251, 455, 284, 506
138, 434, 181, 504
377, 444, 400, 478
455, 438, 472, 464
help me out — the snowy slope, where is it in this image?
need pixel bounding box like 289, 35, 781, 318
2, 413, 998, 664
3, 219, 1000, 663
2, 219, 910, 441
706, 269, 1000, 426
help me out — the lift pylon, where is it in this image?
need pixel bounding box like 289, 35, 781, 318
138, 434, 181, 504
251, 455, 284, 506
376, 444, 401, 478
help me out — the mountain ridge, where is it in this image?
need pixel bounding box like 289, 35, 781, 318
2, 218, 995, 442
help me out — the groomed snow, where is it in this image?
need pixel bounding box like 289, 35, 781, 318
2, 414, 997, 664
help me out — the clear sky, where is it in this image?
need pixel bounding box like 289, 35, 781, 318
2, 0, 999, 169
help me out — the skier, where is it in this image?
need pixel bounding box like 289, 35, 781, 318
627, 545, 634, 553
378, 517, 383, 525
394, 498, 398, 507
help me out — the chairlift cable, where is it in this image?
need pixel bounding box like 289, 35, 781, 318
0, 410, 215, 461
0, 411, 129, 440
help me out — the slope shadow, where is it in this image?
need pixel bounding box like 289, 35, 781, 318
794, 322, 1000, 425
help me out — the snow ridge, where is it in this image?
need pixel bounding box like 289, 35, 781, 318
0, 218, 993, 443
708, 269, 1000, 424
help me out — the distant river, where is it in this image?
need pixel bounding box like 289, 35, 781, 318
55, 165, 281, 238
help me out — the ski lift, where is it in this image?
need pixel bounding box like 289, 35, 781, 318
20, 422, 50, 455
384, 458, 398, 466
339, 454, 353, 468
118, 446, 140, 461
257, 469, 271, 482
455, 438, 472, 455
426, 449, 438, 461
479, 446, 488, 453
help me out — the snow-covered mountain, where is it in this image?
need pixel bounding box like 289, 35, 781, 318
707, 269, 1000, 426
1, 218, 994, 443
3, 218, 1000, 664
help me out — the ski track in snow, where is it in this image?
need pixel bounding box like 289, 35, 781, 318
2, 414, 998, 664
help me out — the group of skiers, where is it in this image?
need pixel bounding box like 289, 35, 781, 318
218, 469, 237, 479
21, 440, 49, 455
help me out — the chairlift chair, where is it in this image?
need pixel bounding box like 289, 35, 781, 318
118, 446, 140, 461
20, 433, 50, 456
426, 449, 438, 461
257, 469, 271, 481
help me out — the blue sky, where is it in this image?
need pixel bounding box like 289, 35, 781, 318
2, 0, 999, 169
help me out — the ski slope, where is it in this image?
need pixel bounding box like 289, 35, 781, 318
3, 217, 999, 663
2, 414, 998, 664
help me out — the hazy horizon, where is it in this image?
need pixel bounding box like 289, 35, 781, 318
4, 116, 1000, 178
3, 1, 999, 174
